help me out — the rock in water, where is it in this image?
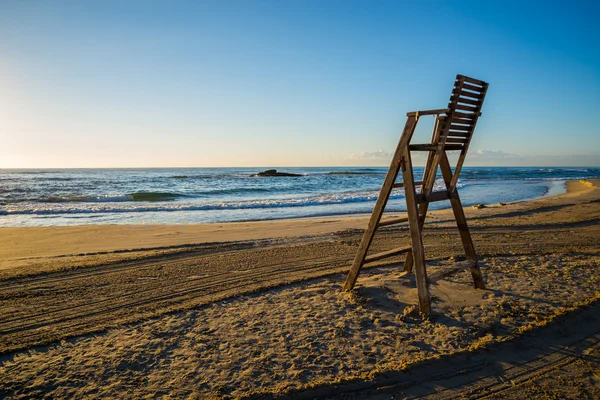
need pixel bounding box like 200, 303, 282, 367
252, 169, 302, 177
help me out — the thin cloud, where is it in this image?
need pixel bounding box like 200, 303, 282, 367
474, 149, 519, 157
350, 150, 392, 160
349, 148, 599, 166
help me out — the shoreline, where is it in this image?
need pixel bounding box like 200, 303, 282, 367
0, 179, 597, 273
1, 166, 594, 227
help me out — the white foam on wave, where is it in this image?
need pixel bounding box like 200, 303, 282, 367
0, 179, 454, 216
2, 189, 402, 216
40, 195, 133, 203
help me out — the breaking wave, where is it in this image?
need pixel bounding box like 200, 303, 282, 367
36, 192, 187, 203
2, 189, 409, 216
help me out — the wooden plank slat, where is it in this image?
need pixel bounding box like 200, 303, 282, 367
461, 82, 484, 93
377, 216, 409, 228
447, 131, 471, 138
451, 118, 473, 124
449, 123, 472, 131
450, 96, 479, 106
416, 190, 454, 204
447, 131, 471, 137
453, 111, 481, 119
445, 137, 469, 144
364, 246, 412, 263
406, 108, 449, 117
449, 123, 473, 130
451, 117, 475, 124
392, 181, 423, 188
455, 104, 478, 112
453, 90, 484, 100
457, 75, 486, 86
409, 144, 439, 151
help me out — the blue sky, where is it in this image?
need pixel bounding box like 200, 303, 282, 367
1, 0, 599, 167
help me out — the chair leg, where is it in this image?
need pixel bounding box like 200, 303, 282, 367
449, 196, 486, 289
401, 147, 431, 314
344, 115, 419, 291
403, 160, 438, 273
403, 204, 428, 273
439, 152, 485, 290
343, 160, 400, 290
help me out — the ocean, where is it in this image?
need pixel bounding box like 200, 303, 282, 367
0, 167, 598, 227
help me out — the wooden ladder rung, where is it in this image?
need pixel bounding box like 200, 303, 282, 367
416, 190, 455, 204
377, 216, 409, 227
365, 246, 412, 263
392, 181, 423, 188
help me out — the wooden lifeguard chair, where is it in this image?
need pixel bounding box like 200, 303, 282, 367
344, 74, 489, 314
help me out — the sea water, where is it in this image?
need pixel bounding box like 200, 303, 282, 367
0, 167, 598, 227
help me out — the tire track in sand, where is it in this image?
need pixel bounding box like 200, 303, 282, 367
0, 241, 361, 355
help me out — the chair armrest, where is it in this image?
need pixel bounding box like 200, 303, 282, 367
406, 108, 449, 117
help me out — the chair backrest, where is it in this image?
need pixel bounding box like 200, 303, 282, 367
440, 74, 488, 149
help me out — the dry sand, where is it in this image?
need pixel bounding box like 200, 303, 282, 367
0, 179, 599, 399
0, 215, 370, 272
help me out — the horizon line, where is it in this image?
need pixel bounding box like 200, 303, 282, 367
1, 165, 598, 170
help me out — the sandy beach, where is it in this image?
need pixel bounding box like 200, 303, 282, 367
1, 179, 599, 399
